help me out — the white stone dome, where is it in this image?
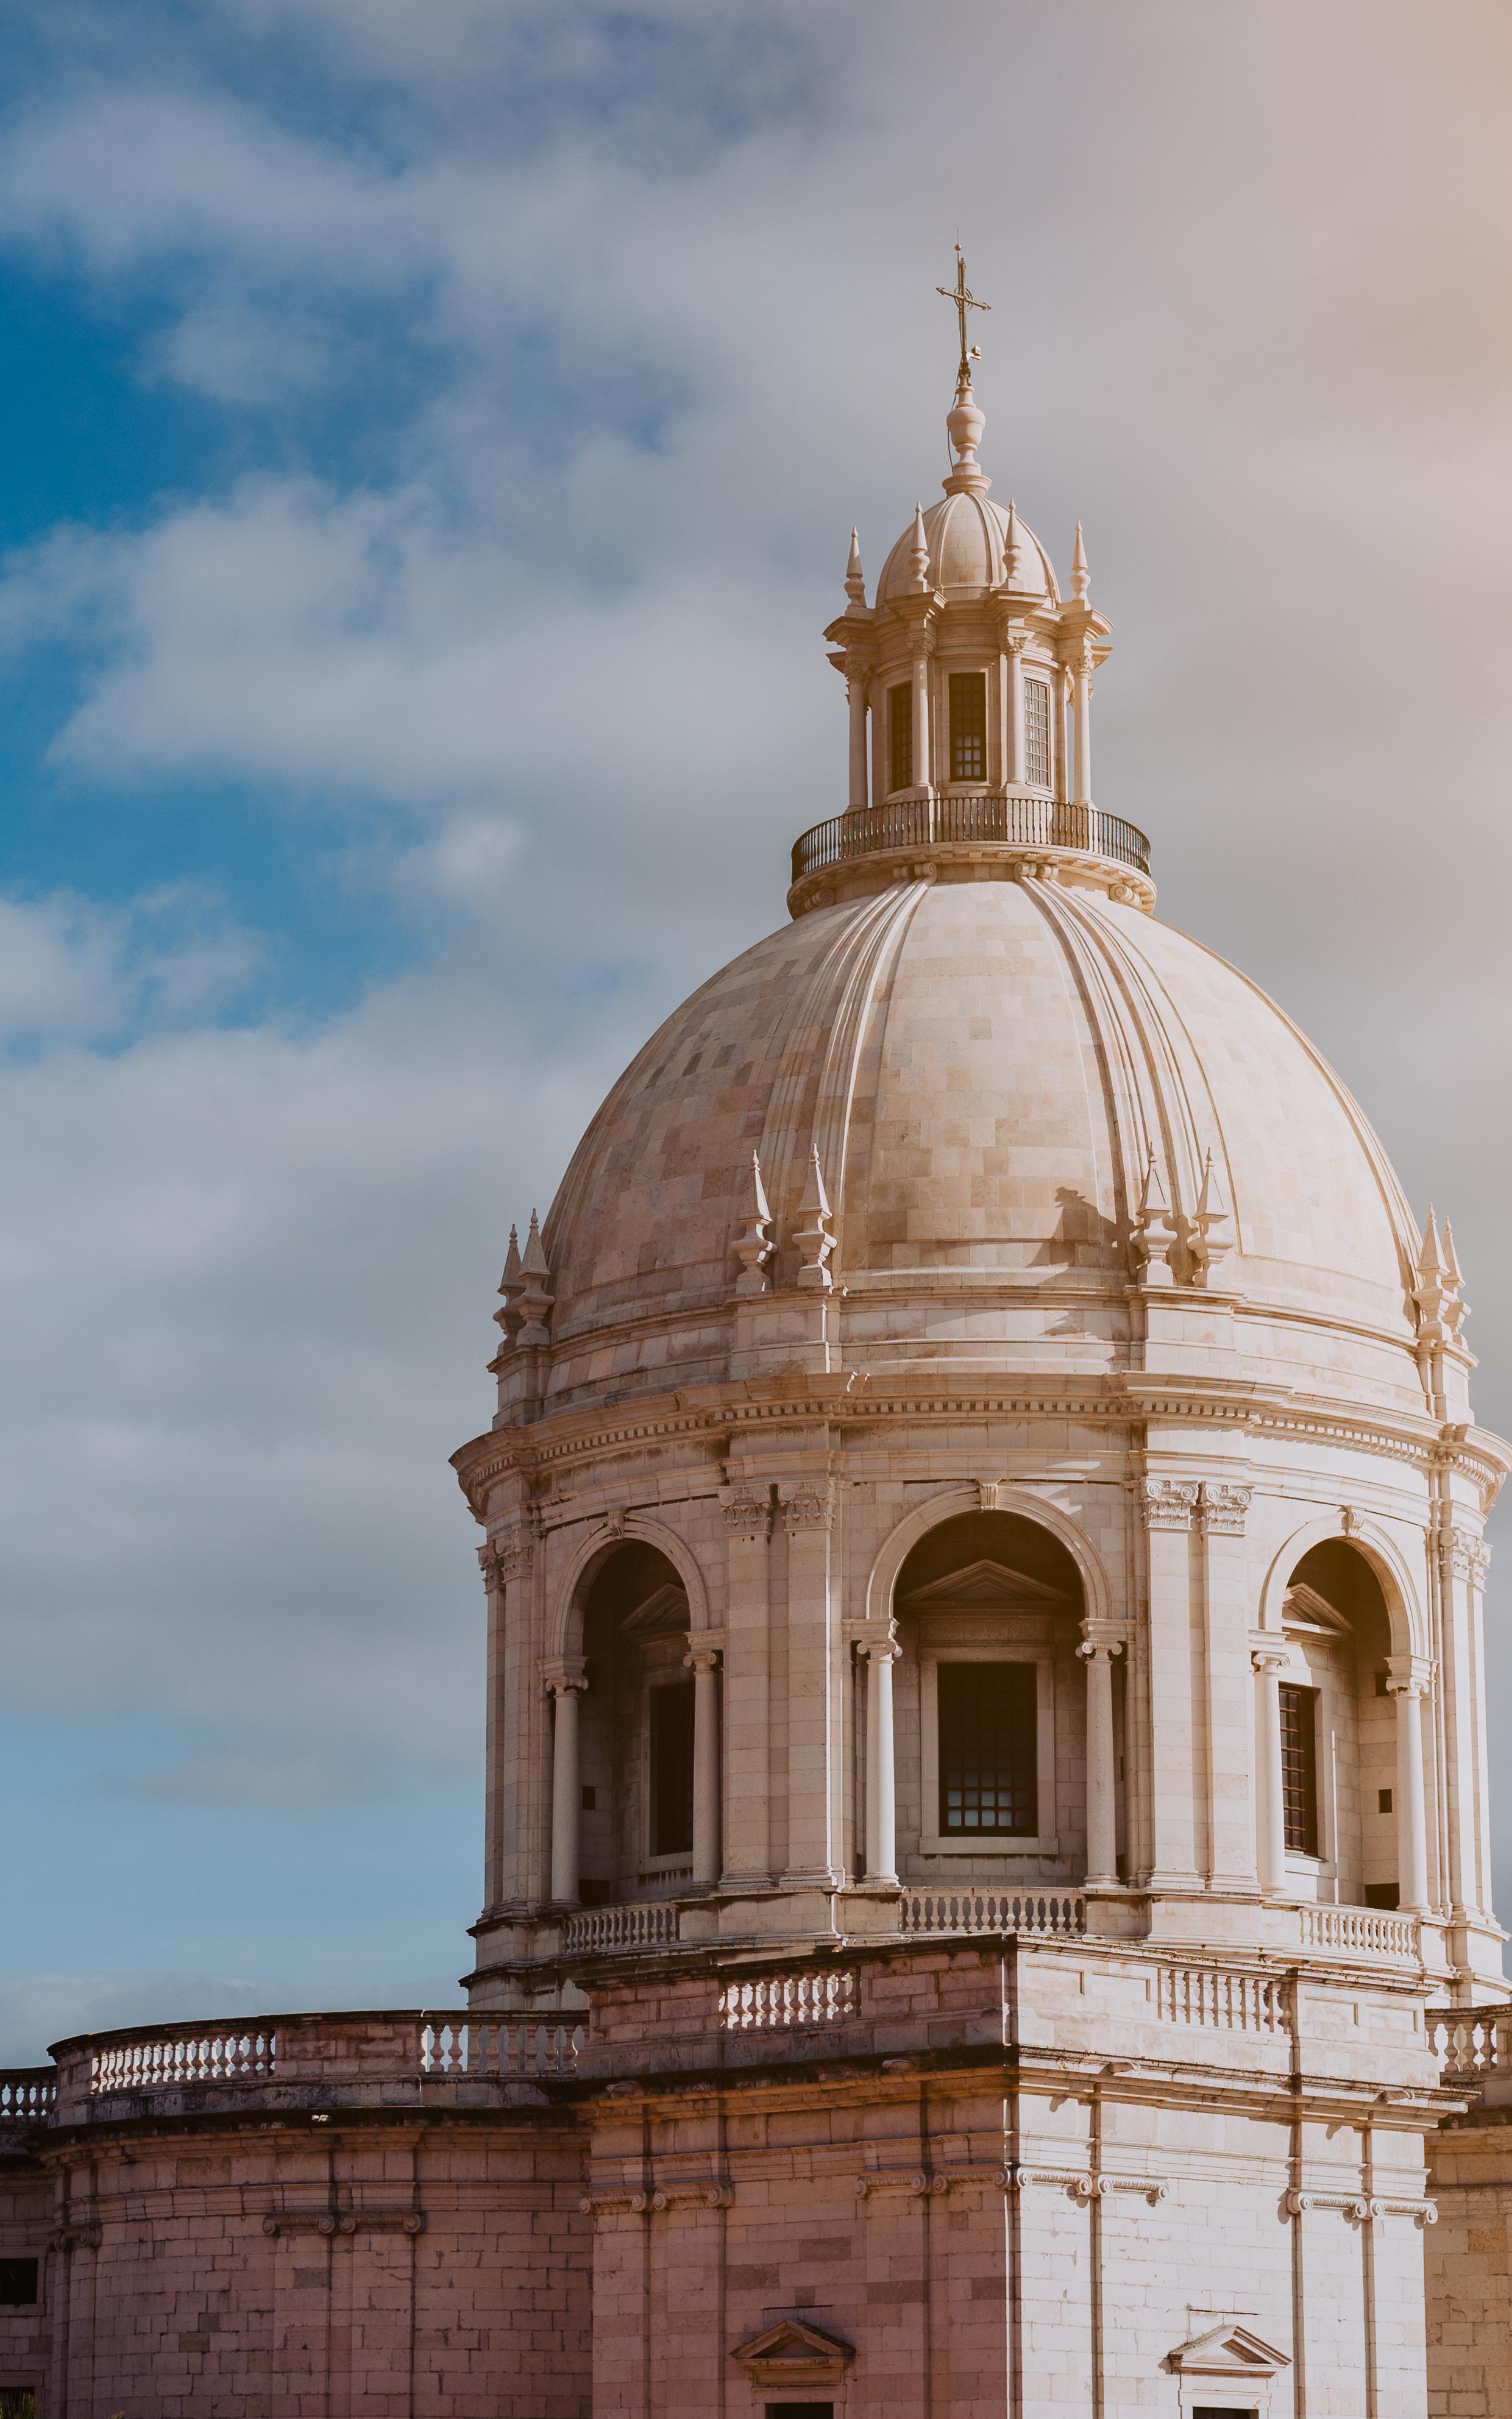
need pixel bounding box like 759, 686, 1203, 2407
539, 875, 1424, 1415
875, 490, 1059, 604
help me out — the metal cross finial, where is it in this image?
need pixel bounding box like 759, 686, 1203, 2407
936, 243, 990, 385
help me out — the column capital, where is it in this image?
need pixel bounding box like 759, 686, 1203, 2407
1449, 1526, 1492, 1583
685, 1640, 723, 1675
1250, 1638, 1289, 1674
857, 1632, 901, 1665
540, 1656, 588, 1699
1077, 1621, 1127, 1661
480, 1519, 536, 1590
777, 1478, 836, 1532
1198, 1481, 1254, 1535
1138, 1477, 1201, 1530
1386, 1652, 1435, 1699
720, 1482, 774, 1541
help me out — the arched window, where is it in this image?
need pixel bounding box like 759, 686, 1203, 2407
1280, 1540, 1396, 1907
577, 1544, 692, 1906
887, 1511, 1091, 1878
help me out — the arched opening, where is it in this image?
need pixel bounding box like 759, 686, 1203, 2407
1279, 1540, 1398, 1908
577, 1543, 693, 1908
888, 1511, 1093, 1882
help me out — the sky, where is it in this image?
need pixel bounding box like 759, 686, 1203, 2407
1, 0, 1511, 2064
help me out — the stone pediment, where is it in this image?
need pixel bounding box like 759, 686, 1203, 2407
1282, 1581, 1352, 1638
619, 1582, 690, 1639
1167, 2318, 1290, 2377
730, 2316, 855, 2386
901, 1557, 1073, 1614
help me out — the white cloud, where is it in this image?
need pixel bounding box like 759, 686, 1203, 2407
2, 0, 1512, 2031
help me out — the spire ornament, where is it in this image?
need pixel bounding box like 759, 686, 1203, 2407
1131, 1152, 1177, 1287
1071, 522, 1090, 602
495, 1223, 524, 1346
733, 1151, 776, 1295
1187, 1149, 1231, 1284
794, 1148, 837, 1292
844, 528, 866, 609
516, 1210, 554, 1348
908, 503, 931, 592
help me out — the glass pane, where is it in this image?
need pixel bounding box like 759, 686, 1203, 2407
949, 672, 987, 781
938, 1661, 1037, 1836
1024, 680, 1051, 788
650, 1680, 695, 1857
1279, 1685, 1319, 1857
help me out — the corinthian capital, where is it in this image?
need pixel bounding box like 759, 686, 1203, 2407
778, 1479, 836, 1533
1198, 1482, 1254, 1535
1138, 1478, 1199, 1531
720, 1483, 773, 1542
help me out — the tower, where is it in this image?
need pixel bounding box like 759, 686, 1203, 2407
452, 273, 1511, 2412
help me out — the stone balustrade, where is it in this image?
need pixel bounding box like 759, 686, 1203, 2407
900, 1889, 1086, 1940
9, 2009, 583, 2128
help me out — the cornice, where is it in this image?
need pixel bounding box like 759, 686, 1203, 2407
450, 1371, 1510, 1521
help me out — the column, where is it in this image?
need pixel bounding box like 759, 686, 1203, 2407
1006, 633, 1026, 786
689, 1645, 722, 1889
778, 1476, 842, 1888
1078, 1633, 1122, 1884
1388, 1657, 1431, 1913
720, 1484, 773, 1884
864, 1639, 900, 1884
847, 670, 870, 811
1252, 1647, 1288, 1894
1139, 1479, 1201, 1885
1071, 650, 1093, 806
546, 1663, 587, 1906
1199, 1481, 1259, 1889
1443, 1526, 1492, 1920
911, 643, 932, 796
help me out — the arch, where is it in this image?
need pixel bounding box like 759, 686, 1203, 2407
1257, 1514, 1425, 1658
864, 1483, 1114, 1630
548, 1513, 712, 1659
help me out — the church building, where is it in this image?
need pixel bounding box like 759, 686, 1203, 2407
4, 272, 1512, 2417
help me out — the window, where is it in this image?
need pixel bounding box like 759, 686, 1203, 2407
1024, 678, 1052, 788
1378, 1788, 1393, 1814
1193, 2409, 1258, 2418
0, 2259, 37, 2306
1279, 1683, 1320, 1857
650, 1679, 695, 1856
949, 672, 987, 781
888, 682, 913, 791
767, 2407, 834, 2418
939, 1661, 1037, 1836
1364, 1881, 1400, 1910
0, 2397, 37, 2419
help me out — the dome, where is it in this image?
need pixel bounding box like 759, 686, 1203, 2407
538, 874, 1424, 1415
876, 490, 1058, 605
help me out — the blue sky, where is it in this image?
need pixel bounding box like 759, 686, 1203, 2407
2, 0, 1512, 2060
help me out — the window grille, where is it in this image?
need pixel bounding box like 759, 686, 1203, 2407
1279, 1684, 1319, 1857
1024, 679, 1052, 789
938, 1661, 1037, 1836
888, 682, 913, 792
948, 671, 987, 782
650, 1679, 695, 1856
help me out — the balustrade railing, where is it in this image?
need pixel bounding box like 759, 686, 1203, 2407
1298, 1905, 1419, 1962
92, 2029, 277, 2094
720, 1969, 857, 2032
419, 2018, 583, 2076
791, 792, 1151, 884
563, 1902, 680, 1955
1429, 2008, 1512, 2084
900, 1889, 1086, 1941
0, 2069, 55, 2120
1155, 1967, 1286, 2034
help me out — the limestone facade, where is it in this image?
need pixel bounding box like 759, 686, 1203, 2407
4, 339, 1512, 2416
